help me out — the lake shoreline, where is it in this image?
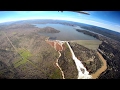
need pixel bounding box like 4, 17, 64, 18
34, 23, 98, 41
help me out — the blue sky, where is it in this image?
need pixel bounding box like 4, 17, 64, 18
0, 11, 120, 33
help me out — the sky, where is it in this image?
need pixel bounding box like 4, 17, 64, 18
0, 11, 120, 33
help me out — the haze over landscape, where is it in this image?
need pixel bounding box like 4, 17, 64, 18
0, 11, 120, 33
0, 11, 120, 79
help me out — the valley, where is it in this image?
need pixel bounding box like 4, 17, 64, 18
0, 19, 119, 79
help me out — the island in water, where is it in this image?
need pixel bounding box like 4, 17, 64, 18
0, 19, 120, 79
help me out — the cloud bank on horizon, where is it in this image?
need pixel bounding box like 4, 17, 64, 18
0, 11, 120, 33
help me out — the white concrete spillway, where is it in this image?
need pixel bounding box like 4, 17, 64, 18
66, 42, 92, 79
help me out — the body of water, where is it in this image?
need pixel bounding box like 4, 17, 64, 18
34, 24, 98, 41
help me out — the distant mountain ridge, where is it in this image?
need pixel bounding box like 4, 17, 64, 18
0, 19, 120, 42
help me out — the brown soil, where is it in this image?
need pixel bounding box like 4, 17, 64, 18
62, 44, 66, 50
91, 52, 107, 79
46, 40, 63, 51
47, 41, 54, 48
56, 43, 62, 51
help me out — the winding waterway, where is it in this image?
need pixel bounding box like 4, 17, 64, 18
42, 24, 105, 79
91, 52, 107, 79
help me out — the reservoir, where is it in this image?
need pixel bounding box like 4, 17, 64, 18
34, 24, 98, 41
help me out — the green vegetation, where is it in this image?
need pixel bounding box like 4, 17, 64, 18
64, 43, 73, 63
58, 42, 78, 79
69, 42, 102, 74
19, 49, 32, 59
49, 68, 62, 79
12, 32, 17, 35
14, 49, 32, 68
64, 43, 71, 56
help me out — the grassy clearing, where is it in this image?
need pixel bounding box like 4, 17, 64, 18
50, 68, 62, 79
12, 32, 17, 35
13, 48, 32, 68
64, 43, 71, 56
70, 40, 102, 50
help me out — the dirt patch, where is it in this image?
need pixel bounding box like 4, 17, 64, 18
47, 41, 54, 48
56, 43, 62, 51
62, 44, 66, 51
46, 40, 63, 52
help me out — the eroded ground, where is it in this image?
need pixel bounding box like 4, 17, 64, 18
46, 39, 78, 79
0, 24, 63, 79
0, 22, 108, 79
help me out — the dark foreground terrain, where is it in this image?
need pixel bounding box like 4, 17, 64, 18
0, 19, 120, 79
58, 43, 78, 79
76, 29, 120, 79
69, 42, 102, 74
0, 20, 81, 79
0, 23, 63, 79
